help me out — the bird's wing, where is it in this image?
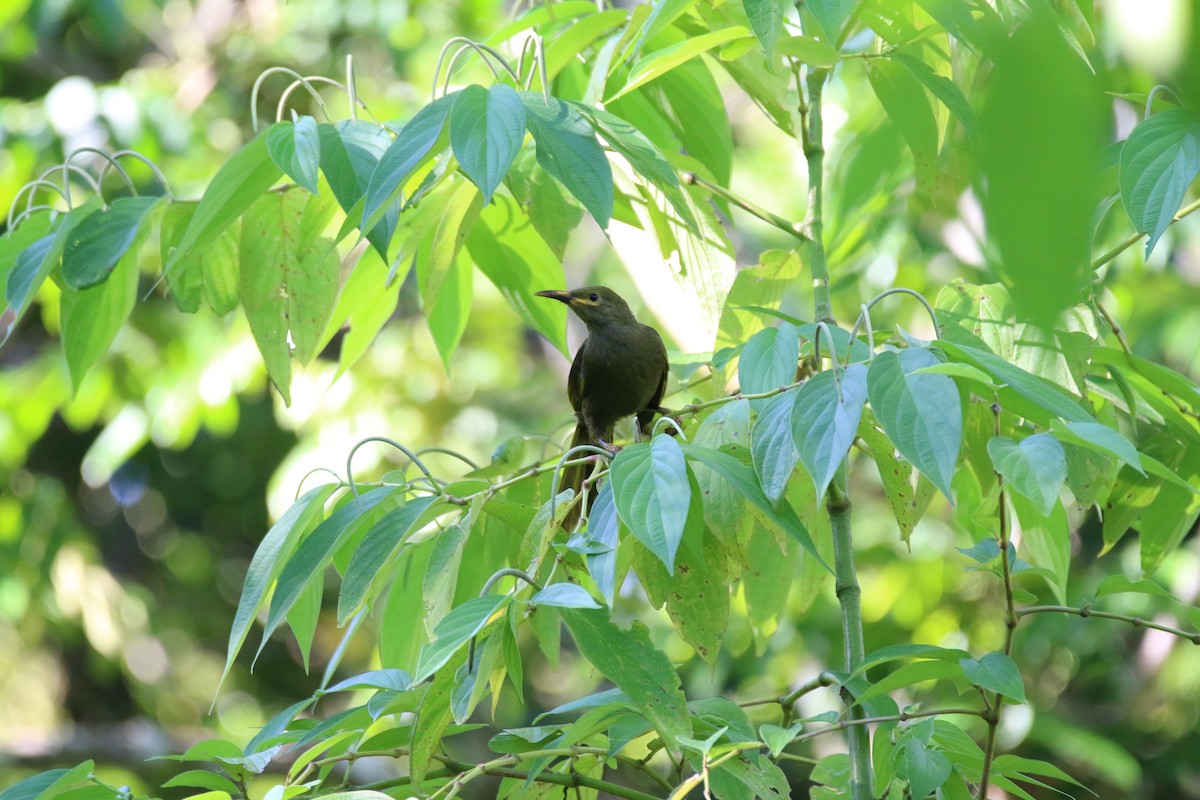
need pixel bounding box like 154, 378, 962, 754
567, 339, 585, 414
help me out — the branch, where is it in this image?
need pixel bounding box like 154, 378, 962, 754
1091, 196, 1200, 271
1017, 605, 1200, 644
681, 171, 811, 242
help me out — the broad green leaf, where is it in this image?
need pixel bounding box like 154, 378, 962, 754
361, 92, 457, 236
465, 198, 568, 356
1093, 575, 1175, 601
904, 740, 953, 800
532, 583, 602, 609
161, 772, 240, 794
938, 340, 1092, 424
426, 251, 474, 371
743, 0, 785, 58
585, 481, 620, 606
410, 650, 463, 783
267, 116, 321, 194
258, 487, 398, 657
412, 594, 507, 684
286, 573, 322, 671
61, 195, 159, 290
775, 35, 840, 65
6, 200, 100, 322
743, 527, 797, 647
867, 348, 962, 501
792, 364, 869, 499
568, 102, 699, 233
0, 769, 69, 800
987, 434, 1067, 516
59, 222, 143, 390
159, 201, 203, 312
485, 0, 596, 44
682, 444, 827, 570
339, 495, 442, 623
239, 188, 340, 402
167, 132, 282, 272
1010, 491, 1069, 603
560, 608, 691, 751
807, 0, 854, 40
911, 362, 998, 389
520, 93, 613, 228
859, 412, 935, 544
654, 58, 733, 188
449, 84, 526, 204
980, 14, 1105, 323
855, 660, 965, 704
1050, 420, 1143, 474
852, 643, 971, 678
220, 485, 335, 691
1118, 108, 1200, 257
960, 652, 1026, 703
318, 120, 399, 260
506, 150, 584, 258
686, 398, 748, 537
416, 178, 481, 313
714, 250, 802, 352
752, 390, 799, 504
894, 52, 978, 139
738, 322, 799, 399
760, 722, 803, 759
611, 436, 691, 573
608, 27, 751, 102
322, 245, 401, 379
867, 60, 938, 193
421, 502, 474, 635
543, 10, 628, 81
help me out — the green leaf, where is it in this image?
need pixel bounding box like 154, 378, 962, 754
904, 739, 953, 799
681, 444, 828, 570
893, 53, 978, 139
258, 487, 398, 657
792, 364, 869, 500
585, 481, 620, 607
715, 250, 802, 352
1050, 420, 1143, 475
775, 35, 840, 65
560, 608, 691, 751
410, 651, 462, 783
806, 0, 854, 40
852, 643, 972, 678
938, 340, 1092, 424
167, 132, 282, 273
59, 222, 143, 390
1093, 575, 1175, 601
1118, 108, 1200, 257
449, 84, 526, 204
987, 434, 1067, 516
980, 14, 1105, 323
858, 412, 934, 544
1010, 490, 1070, 603
910, 362, 998, 389
760, 722, 802, 758
867, 348, 962, 501
520, 93, 613, 229
220, 485, 335, 692
608, 26, 751, 102
239, 189, 340, 402
738, 322, 799, 398
427, 251, 474, 370
568, 102, 699, 233
856, 660, 965, 704
532, 583, 602, 609
611, 436, 691, 574
0, 770, 69, 800
867, 60, 938, 193
412, 594, 507, 684
752, 390, 799, 504
61, 195, 159, 290
465, 197, 568, 356
267, 116, 322, 194
361, 93, 457, 237
960, 652, 1026, 703
159, 202, 203, 312
743, 0, 785, 58
6, 202, 100, 321
161, 771, 240, 794
339, 495, 442, 623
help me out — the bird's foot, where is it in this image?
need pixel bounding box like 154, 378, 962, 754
596, 438, 622, 455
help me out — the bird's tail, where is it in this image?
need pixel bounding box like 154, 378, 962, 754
559, 424, 590, 529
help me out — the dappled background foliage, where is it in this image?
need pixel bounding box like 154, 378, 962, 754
2, 0, 1200, 798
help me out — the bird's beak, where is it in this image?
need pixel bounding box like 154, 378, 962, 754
535, 290, 573, 305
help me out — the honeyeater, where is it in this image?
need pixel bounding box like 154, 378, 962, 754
536, 286, 669, 526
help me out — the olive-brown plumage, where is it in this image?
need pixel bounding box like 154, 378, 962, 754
536, 286, 669, 525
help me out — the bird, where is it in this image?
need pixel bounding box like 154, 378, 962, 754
536, 286, 670, 527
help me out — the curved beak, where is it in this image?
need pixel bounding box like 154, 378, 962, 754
535, 289, 573, 305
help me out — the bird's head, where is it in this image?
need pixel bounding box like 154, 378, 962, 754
535, 286, 637, 328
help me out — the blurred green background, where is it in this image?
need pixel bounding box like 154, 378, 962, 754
1, 0, 1199, 797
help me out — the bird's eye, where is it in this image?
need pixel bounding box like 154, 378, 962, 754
589, 293, 599, 302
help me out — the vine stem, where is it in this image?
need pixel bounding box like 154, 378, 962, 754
1091, 196, 1200, 271
681, 171, 810, 242
1018, 606, 1200, 644
978, 398, 1019, 800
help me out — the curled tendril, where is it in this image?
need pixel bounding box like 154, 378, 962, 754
844, 287, 939, 367
346, 436, 437, 499
250, 67, 332, 133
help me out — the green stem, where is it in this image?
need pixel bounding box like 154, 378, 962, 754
1017, 606, 1200, 644
1092, 196, 1200, 270
682, 171, 810, 242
